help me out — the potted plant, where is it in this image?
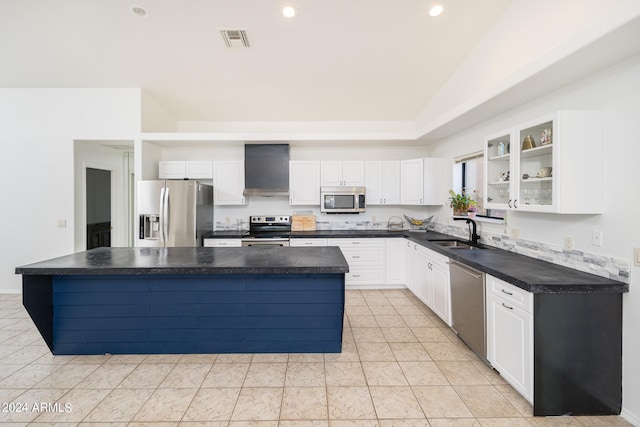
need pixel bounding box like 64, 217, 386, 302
448, 189, 477, 216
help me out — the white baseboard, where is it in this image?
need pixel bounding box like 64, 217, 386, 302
621, 408, 640, 427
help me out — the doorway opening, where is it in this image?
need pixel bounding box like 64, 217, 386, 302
86, 167, 112, 249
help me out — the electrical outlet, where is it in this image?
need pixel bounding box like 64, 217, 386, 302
225, 217, 230, 224
510, 228, 520, 240
634, 248, 640, 267
564, 236, 574, 250
57, 219, 67, 228
592, 230, 603, 247
372, 216, 377, 223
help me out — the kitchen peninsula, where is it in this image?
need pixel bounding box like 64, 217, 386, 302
15, 246, 349, 355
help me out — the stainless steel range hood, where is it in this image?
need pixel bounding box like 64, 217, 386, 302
243, 144, 290, 197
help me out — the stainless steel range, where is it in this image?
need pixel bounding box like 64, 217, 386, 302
241, 215, 291, 247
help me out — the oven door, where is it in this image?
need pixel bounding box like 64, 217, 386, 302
241, 238, 290, 247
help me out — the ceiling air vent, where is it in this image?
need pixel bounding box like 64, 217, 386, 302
220, 29, 250, 48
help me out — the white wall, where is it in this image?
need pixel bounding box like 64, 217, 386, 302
425, 55, 640, 424
0, 88, 141, 293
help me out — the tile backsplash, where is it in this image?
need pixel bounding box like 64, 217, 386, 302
430, 222, 631, 284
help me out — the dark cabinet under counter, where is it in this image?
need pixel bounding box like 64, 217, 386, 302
533, 291, 622, 416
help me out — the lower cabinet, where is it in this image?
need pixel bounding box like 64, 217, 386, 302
203, 239, 242, 247
407, 242, 451, 326
385, 238, 407, 285
289, 238, 328, 247
328, 238, 385, 288
486, 275, 533, 403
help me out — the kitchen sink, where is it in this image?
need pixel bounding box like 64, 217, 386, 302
433, 240, 482, 250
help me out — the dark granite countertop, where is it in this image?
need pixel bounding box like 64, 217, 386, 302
207, 228, 627, 294
291, 230, 408, 238
19, 230, 627, 293
403, 231, 627, 294
15, 247, 349, 276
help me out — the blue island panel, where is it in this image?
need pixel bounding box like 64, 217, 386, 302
52, 273, 345, 355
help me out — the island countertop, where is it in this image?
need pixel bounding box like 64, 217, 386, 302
15, 246, 350, 276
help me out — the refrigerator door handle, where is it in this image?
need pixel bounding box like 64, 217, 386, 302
159, 187, 166, 244
163, 187, 170, 244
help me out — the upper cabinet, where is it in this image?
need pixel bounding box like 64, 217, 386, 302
213, 160, 245, 205
484, 110, 603, 214
289, 161, 321, 205
321, 161, 365, 187
365, 160, 401, 205
159, 161, 213, 179
400, 158, 444, 205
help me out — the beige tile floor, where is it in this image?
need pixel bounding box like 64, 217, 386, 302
0, 290, 633, 426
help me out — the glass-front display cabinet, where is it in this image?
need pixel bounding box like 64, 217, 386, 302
484, 129, 514, 210
484, 111, 603, 214
516, 117, 555, 212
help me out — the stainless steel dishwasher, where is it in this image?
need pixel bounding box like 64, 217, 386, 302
449, 260, 487, 360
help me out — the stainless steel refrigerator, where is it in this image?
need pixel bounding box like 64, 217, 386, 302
136, 180, 213, 247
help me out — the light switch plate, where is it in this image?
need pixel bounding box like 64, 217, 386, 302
634, 248, 640, 267
57, 219, 67, 228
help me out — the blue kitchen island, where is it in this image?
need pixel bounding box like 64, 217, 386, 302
15, 246, 349, 355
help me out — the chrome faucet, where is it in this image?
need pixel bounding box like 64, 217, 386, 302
454, 217, 480, 245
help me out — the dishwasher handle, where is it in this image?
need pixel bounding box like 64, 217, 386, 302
448, 261, 483, 279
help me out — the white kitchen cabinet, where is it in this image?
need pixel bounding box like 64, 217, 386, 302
213, 160, 245, 205
487, 275, 533, 403
289, 161, 321, 205
400, 158, 444, 205
414, 246, 432, 306
385, 238, 407, 285
321, 161, 365, 187
407, 243, 451, 326
405, 241, 418, 295
328, 238, 385, 288
289, 238, 327, 247
186, 161, 213, 179
203, 238, 242, 247
430, 256, 451, 326
159, 161, 213, 179
484, 110, 603, 214
159, 161, 186, 179
365, 160, 401, 205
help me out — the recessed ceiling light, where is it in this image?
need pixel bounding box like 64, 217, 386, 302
130, 5, 148, 18
429, 4, 444, 17
282, 6, 296, 18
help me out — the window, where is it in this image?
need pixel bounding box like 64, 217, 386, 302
453, 153, 505, 220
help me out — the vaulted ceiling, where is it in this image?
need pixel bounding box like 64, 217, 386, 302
0, 0, 511, 122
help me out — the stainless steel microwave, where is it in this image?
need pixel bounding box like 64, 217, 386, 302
320, 186, 366, 213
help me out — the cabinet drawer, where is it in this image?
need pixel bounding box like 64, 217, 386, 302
329, 238, 384, 248
203, 239, 242, 247
488, 276, 532, 313
340, 248, 384, 263
346, 268, 384, 283
290, 238, 328, 247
